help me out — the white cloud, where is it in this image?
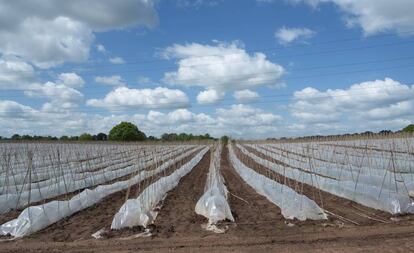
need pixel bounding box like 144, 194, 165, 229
217, 104, 282, 127
147, 109, 215, 126
163, 41, 285, 91
57, 73, 85, 88
196, 89, 224, 104
0, 99, 215, 137
95, 75, 126, 86
96, 44, 106, 53
0, 100, 37, 118
0, 17, 94, 68
25, 81, 84, 110
0, 1, 158, 68
290, 78, 414, 127
0, 99, 91, 136
211, 104, 283, 138
233, 89, 260, 101
275, 27, 315, 45
0, 0, 158, 31
0, 100, 281, 138
88, 109, 215, 137
0, 56, 35, 89
137, 76, 151, 84
289, 0, 414, 36
109, 56, 125, 64
176, 0, 222, 8
87, 87, 190, 109
364, 100, 414, 120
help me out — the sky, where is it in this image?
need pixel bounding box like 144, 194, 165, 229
0, 0, 414, 139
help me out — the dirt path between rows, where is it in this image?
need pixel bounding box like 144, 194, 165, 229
151, 148, 211, 238
220, 145, 288, 236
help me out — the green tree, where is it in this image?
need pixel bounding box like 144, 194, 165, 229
96, 133, 108, 141
220, 135, 229, 145
21, 135, 33, 140
147, 135, 158, 141
11, 134, 21, 140
69, 136, 79, 141
108, 122, 146, 142
79, 133, 93, 141
402, 124, 414, 133
60, 135, 69, 141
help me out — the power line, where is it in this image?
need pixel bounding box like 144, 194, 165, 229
1, 79, 413, 115
68, 29, 414, 69
2, 55, 414, 97
3, 37, 414, 76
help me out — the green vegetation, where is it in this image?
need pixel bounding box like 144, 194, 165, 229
95, 133, 108, 141
402, 124, 414, 133
220, 135, 229, 145
108, 122, 146, 142
79, 133, 93, 141
9, 134, 58, 141
1, 122, 217, 142
160, 133, 215, 141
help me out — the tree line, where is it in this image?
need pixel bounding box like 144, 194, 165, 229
2, 122, 412, 142
0, 122, 216, 142
267, 124, 414, 142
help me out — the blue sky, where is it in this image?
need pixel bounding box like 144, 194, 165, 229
0, 0, 414, 139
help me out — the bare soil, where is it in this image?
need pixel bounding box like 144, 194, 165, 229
1, 146, 414, 252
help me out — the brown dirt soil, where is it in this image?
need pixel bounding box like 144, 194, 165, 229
2, 146, 414, 252
151, 148, 211, 238
220, 145, 288, 236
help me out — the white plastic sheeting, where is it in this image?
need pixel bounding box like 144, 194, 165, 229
111, 147, 209, 229
0, 146, 182, 192
257, 144, 414, 185
0, 146, 196, 214
229, 144, 327, 221
263, 142, 414, 174
0, 146, 205, 237
239, 144, 414, 214
0, 145, 170, 185
252, 144, 414, 194
195, 145, 234, 225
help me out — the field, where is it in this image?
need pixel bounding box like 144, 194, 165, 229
1, 137, 414, 252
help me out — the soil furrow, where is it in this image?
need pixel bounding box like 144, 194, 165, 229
239, 144, 393, 225
152, 149, 211, 238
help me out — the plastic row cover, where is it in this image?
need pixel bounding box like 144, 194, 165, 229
0, 146, 186, 190
263, 143, 414, 172
257, 144, 414, 182
195, 145, 234, 225
0, 146, 198, 214
0, 145, 180, 185
251, 145, 414, 194
0, 147, 205, 237
239, 144, 414, 214
229, 144, 327, 221
111, 147, 210, 229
